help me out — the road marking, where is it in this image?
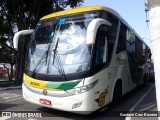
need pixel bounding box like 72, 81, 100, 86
0, 93, 22, 100
0, 116, 11, 120
0, 93, 22, 99
125, 84, 155, 120
4, 97, 23, 103
0, 93, 23, 103
139, 103, 157, 111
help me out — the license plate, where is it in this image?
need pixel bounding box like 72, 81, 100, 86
39, 98, 51, 105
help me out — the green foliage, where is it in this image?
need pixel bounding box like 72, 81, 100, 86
0, 43, 14, 63
0, 20, 10, 36
0, 0, 84, 31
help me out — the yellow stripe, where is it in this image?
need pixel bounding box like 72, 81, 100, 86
23, 74, 62, 91
41, 6, 108, 20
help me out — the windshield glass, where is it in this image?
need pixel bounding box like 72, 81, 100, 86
26, 12, 98, 76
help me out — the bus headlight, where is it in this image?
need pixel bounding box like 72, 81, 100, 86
66, 80, 98, 95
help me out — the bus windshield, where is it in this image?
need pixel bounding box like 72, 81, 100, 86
26, 12, 98, 76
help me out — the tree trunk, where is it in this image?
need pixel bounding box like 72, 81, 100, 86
14, 36, 28, 86
14, 46, 24, 85
10, 63, 13, 81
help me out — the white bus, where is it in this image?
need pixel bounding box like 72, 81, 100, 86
13, 6, 151, 114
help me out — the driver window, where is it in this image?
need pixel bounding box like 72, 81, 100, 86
93, 26, 109, 72
95, 34, 108, 65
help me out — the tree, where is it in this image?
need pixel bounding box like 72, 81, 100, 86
0, 0, 83, 31
0, 11, 15, 81
0, 42, 15, 81
0, 0, 84, 85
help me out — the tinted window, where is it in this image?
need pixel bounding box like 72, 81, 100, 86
100, 11, 118, 43
92, 26, 112, 73
116, 23, 127, 53
94, 30, 108, 65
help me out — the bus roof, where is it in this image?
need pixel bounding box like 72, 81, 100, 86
40, 5, 148, 47
40, 6, 119, 20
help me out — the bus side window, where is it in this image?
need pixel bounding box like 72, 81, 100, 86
116, 23, 127, 53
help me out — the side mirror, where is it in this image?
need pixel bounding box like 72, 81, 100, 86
13, 30, 34, 50
86, 18, 112, 44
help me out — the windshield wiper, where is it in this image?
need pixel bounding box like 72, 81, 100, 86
53, 38, 59, 65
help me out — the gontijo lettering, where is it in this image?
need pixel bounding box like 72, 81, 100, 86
30, 82, 40, 86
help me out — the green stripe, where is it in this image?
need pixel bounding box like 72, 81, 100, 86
44, 79, 82, 90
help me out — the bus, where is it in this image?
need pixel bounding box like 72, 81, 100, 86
13, 6, 151, 114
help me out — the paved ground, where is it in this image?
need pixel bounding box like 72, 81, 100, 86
0, 82, 158, 120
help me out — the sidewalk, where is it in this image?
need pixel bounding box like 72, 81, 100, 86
0, 80, 13, 87
0, 75, 16, 86
0, 79, 21, 90
0, 81, 22, 91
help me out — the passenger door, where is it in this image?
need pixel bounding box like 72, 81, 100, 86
91, 26, 111, 107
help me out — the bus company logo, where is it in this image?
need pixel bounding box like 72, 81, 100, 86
42, 90, 47, 95
30, 82, 40, 87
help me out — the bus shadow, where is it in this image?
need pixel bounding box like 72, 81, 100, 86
38, 107, 92, 120
0, 103, 18, 111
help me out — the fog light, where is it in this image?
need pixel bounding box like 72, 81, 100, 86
72, 102, 82, 109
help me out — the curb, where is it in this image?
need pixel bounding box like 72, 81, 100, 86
0, 86, 22, 91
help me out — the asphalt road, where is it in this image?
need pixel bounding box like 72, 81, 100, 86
0, 82, 158, 120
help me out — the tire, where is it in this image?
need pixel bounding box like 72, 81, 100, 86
142, 74, 148, 86
110, 80, 122, 107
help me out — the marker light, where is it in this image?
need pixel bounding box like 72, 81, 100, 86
66, 80, 98, 95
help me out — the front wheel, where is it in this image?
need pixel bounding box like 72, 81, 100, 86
142, 73, 149, 86
110, 81, 122, 107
